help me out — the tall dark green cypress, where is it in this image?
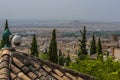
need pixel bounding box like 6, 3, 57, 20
97, 38, 102, 55
49, 29, 58, 64
30, 34, 38, 57
90, 33, 96, 55
78, 26, 87, 58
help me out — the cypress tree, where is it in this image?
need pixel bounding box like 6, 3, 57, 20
78, 26, 87, 59
30, 34, 38, 57
49, 29, 58, 64
90, 33, 96, 55
97, 38, 102, 55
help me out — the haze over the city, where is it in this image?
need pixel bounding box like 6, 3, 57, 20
0, 0, 120, 22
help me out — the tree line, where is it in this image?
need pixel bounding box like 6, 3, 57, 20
78, 26, 102, 60
0, 20, 102, 66
31, 28, 71, 66
31, 26, 103, 66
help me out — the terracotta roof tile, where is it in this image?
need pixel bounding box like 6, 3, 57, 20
53, 69, 63, 77
14, 77, 22, 80
10, 72, 17, 79
52, 73, 63, 80
21, 66, 30, 73
0, 68, 9, 75
1, 50, 10, 57
28, 72, 37, 80
18, 72, 31, 80
0, 55, 9, 62
11, 64, 21, 74
78, 77, 84, 80
65, 73, 77, 80
13, 57, 24, 68
0, 61, 9, 69
39, 69, 48, 76
42, 65, 52, 72
34, 71, 42, 77
62, 76, 70, 80
29, 60, 40, 70
0, 74, 8, 80
0, 49, 94, 80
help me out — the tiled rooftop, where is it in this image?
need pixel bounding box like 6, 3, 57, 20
0, 48, 93, 80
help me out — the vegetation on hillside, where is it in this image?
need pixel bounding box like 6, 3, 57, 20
97, 37, 103, 59
48, 29, 58, 64
68, 57, 120, 80
90, 33, 96, 55
78, 26, 88, 60
39, 52, 49, 60
1, 20, 119, 79
30, 34, 39, 57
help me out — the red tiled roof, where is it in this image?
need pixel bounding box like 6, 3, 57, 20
0, 48, 94, 80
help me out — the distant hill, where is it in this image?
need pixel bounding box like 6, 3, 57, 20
0, 20, 120, 31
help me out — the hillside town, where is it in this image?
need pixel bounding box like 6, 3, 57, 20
1, 19, 120, 79
17, 30, 120, 61
1, 0, 120, 79
1, 20, 120, 62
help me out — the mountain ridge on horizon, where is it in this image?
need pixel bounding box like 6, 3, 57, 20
0, 20, 120, 31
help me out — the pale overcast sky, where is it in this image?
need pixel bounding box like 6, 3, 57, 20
0, 0, 120, 22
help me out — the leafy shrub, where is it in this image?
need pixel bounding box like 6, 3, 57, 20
68, 57, 120, 80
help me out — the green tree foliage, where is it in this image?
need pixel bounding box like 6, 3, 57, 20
49, 29, 58, 64
90, 34, 96, 55
68, 57, 120, 80
97, 38, 102, 56
58, 50, 71, 66
78, 26, 87, 59
39, 49, 49, 60
58, 50, 65, 66
0, 40, 5, 49
30, 34, 38, 57
40, 53, 49, 60
65, 54, 71, 66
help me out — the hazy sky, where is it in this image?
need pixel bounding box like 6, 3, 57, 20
0, 0, 120, 22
